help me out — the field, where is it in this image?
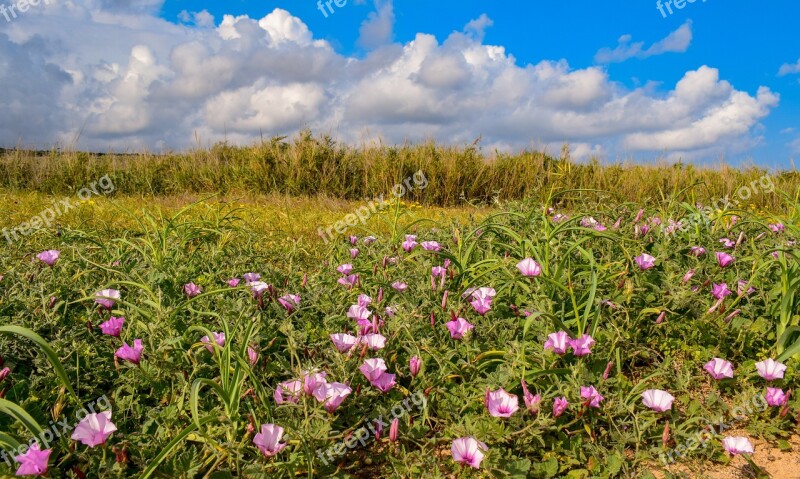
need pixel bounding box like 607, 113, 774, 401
1, 138, 800, 478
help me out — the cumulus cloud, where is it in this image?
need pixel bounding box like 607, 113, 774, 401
0, 7, 778, 162
595, 21, 693, 64
358, 0, 395, 50
778, 58, 800, 76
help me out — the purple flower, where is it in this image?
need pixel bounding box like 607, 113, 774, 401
184, 282, 202, 298
765, 387, 788, 407
98, 316, 125, 337
682, 269, 695, 284
485, 388, 519, 417
330, 333, 358, 353
446, 317, 474, 339
392, 281, 408, 292
711, 283, 732, 300
357, 294, 372, 307
14, 442, 51, 476
274, 380, 303, 404
722, 436, 754, 455
769, 223, 785, 233
690, 246, 707, 257
243, 272, 261, 283
371, 372, 396, 393
312, 382, 352, 413
719, 238, 736, 249
336, 264, 353, 275
756, 359, 787, 381
569, 335, 595, 357
94, 289, 121, 310
302, 371, 328, 396
553, 397, 569, 417
253, 424, 287, 457
737, 280, 755, 296
115, 340, 143, 365
338, 275, 358, 288
421, 241, 442, 251
227, 278, 241, 287
544, 331, 570, 355
517, 258, 543, 277
521, 380, 541, 414
641, 389, 675, 412
401, 235, 418, 252
360, 333, 387, 351
349, 235, 358, 245
36, 250, 60, 267
360, 358, 387, 382
409, 356, 422, 377
704, 358, 734, 380
451, 437, 488, 469
201, 332, 226, 352
350, 248, 359, 258
347, 304, 372, 322
363, 236, 377, 245
635, 253, 656, 271
469, 287, 496, 316
716, 252, 734, 268
580, 386, 604, 408
278, 294, 300, 312
248, 347, 259, 366
71, 411, 117, 447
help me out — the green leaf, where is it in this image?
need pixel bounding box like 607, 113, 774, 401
0, 325, 77, 400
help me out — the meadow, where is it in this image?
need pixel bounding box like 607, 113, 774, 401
0, 135, 799, 478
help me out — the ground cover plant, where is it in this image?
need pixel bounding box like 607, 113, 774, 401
1, 178, 800, 478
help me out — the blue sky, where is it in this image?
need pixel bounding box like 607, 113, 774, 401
0, 0, 798, 166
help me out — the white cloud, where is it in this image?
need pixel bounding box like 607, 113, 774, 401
358, 0, 395, 50
595, 21, 693, 64
0, 6, 778, 162
778, 58, 800, 76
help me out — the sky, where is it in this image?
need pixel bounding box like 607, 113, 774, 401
0, 0, 798, 167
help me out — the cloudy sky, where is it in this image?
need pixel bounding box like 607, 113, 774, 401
0, 0, 798, 166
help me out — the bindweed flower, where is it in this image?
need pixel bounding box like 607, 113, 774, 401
722, 436, 754, 455
358, 294, 372, 307
769, 223, 785, 233
385, 306, 396, 317
227, 278, 240, 287
360, 334, 387, 351
184, 282, 202, 298
278, 294, 300, 312
402, 235, 418, 252
485, 388, 519, 418
243, 272, 261, 283
274, 380, 303, 404
421, 241, 442, 251
201, 332, 226, 353
99, 316, 125, 337
389, 418, 399, 443
737, 280, 756, 296
711, 283, 732, 300
552, 213, 568, 223
71, 411, 117, 447
350, 248, 359, 258
249, 281, 271, 298
409, 355, 421, 377
349, 235, 358, 245
521, 380, 541, 414
338, 275, 358, 289
360, 358, 387, 382
766, 387, 788, 407
690, 246, 706, 257
302, 371, 328, 396
336, 264, 353, 275
719, 238, 735, 249
633, 209, 645, 223
330, 333, 358, 353
756, 358, 787, 381
312, 382, 352, 413
553, 397, 569, 417
0, 367, 9, 384
580, 386, 604, 408
346, 304, 372, 322
95, 289, 121, 310
364, 236, 377, 245
451, 437, 488, 469
635, 253, 656, 271
446, 317, 474, 339
392, 281, 408, 292
469, 287, 496, 316
248, 347, 258, 366
115, 340, 143, 365
517, 258, 542, 277
655, 311, 666, 324
36, 250, 60, 267
682, 269, 695, 284
253, 424, 287, 458
431, 266, 446, 278
704, 358, 734, 380
716, 252, 734, 268
724, 309, 741, 323
14, 442, 50, 476
602, 361, 614, 380
544, 331, 570, 355
371, 372, 396, 393
569, 335, 595, 357
641, 389, 675, 412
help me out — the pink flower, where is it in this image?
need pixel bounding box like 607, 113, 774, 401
0, 367, 9, 383
184, 282, 202, 298
517, 258, 542, 277
338, 275, 358, 288
357, 294, 372, 307
431, 266, 446, 278
641, 389, 675, 412
371, 372, 397, 393
409, 356, 422, 377
227, 278, 240, 287
14, 442, 51, 476
553, 397, 569, 417
248, 347, 258, 366
451, 437, 488, 469
756, 359, 787, 381
248, 281, 271, 298
302, 371, 328, 395
312, 382, 352, 413
716, 252, 734, 268
470, 287, 496, 316
722, 436, 754, 455
737, 280, 755, 296
769, 223, 785, 233
719, 238, 735, 249
359, 358, 387, 382
115, 340, 143, 365
711, 283, 732, 300
580, 386, 604, 408
350, 248, 359, 258
94, 289, 121, 310
201, 332, 226, 353
253, 424, 287, 458
569, 335, 595, 357
421, 241, 442, 251
98, 316, 125, 337
330, 333, 358, 353
349, 235, 358, 245
36, 250, 60, 267
391, 281, 408, 292
360, 333, 387, 350
363, 236, 377, 245
71, 411, 117, 447
544, 331, 570, 355
385, 306, 396, 317
346, 304, 372, 321
690, 246, 706, 257
485, 388, 519, 418
274, 380, 303, 404
389, 418, 399, 443
633, 209, 645, 223
704, 358, 734, 380
446, 317, 474, 339
336, 264, 353, 275
681, 269, 695, 284
278, 294, 300, 312
402, 235, 418, 252
765, 387, 788, 407
243, 272, 261, 283
552, 213, 568, 223
635, 253, 656, 270
521, 380, 541, 414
